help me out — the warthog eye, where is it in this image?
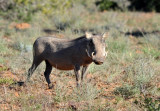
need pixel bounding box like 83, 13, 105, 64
89, 40, 94, 46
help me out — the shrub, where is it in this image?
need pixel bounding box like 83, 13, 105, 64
96, 0, 120, 11
96, 0, 160, 12
144, 97, 160, 111
135, 96, 160, 111
0, 0, 38, 22
129, 0, 160, 12
0, 0, 73, 22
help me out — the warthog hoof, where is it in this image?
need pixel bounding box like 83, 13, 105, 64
48, 83, 54, 89
12, 81, 25, 87
17, 81, 25, 86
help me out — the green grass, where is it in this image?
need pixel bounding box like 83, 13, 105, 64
0, 65, 8, 72
0, 41, 10, 55
143, 46, 160, 59
123, 57, 156, 95
0, 78, 15, 85
114, 84, 137, 99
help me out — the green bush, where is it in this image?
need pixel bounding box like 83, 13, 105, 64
0, 0, 73, 22
135, 96, 160, 111
0, 0, 38, 22
96, 0, 160, 12
144, 97, 160, 111
95, 0, 120, 11
129, 0, 160, 12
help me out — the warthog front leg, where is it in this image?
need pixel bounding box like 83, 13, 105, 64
44, 60, 53, 89
74, 65, 81, 87
81, 65, 89, 81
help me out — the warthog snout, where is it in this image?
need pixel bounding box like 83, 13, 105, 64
92, 56, 106, 65
91, 52, 105, 65
93, 60, 103, 65
91, 50, 108, 65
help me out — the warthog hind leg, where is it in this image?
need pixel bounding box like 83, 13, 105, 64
27, 57, 43, 82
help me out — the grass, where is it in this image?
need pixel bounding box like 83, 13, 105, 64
0, 78, 15, 85
143, 46, 160, 59
114, 84, 136, 99
0, 5, 160, 110
0, 39, 11, 56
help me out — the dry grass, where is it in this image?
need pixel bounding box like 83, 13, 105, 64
0, 8, 160, 111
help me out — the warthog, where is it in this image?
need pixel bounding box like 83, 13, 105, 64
26, 32, 108, 89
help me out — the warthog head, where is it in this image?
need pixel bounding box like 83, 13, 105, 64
85, 32, 108, 65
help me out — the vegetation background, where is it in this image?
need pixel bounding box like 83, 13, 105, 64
0, 0, 160, 110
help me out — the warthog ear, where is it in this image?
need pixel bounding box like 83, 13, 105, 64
102, 32, 109, 39
85, 32, 92, 39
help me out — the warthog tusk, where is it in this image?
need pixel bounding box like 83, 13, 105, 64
92, 52, 95, 57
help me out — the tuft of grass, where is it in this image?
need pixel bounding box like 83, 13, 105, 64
144, 34, 160, 50
108, 40, 128, 53
114, 84, 137, 99
142, 46, 160, 59
124, 57, 156, 94
0, 78, 15, 85
0, 41, 10, 55
53, 83, 69, 103
12, 92, 53, 111
11, 41, 32, 52
72, 83, 99, 102
0, 66, 8, 72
